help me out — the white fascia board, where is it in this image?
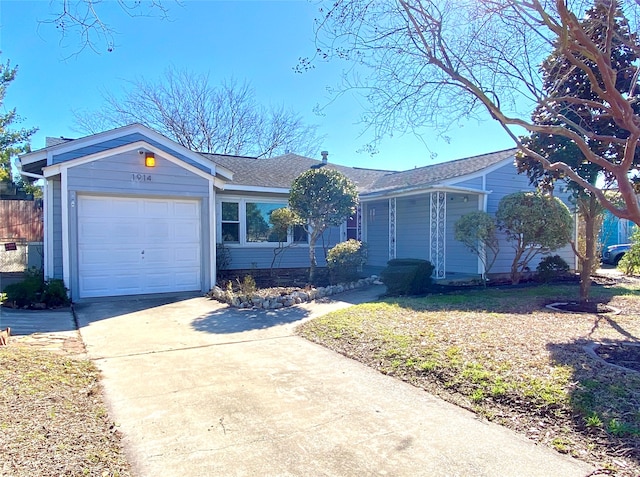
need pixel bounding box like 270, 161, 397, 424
19, 149, 48, 166
41, 140, 227, 189
222, 184, 291, 194
359, 185, 491, 201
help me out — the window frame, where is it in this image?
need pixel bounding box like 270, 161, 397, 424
217, 197, 310, 247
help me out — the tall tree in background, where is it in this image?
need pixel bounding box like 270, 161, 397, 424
308, 0, 640, 224
517, 2, 639, 301
0, 60, 37, 185
74, 69, 323, 158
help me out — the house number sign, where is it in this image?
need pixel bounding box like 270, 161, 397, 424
132, 173, 152, 182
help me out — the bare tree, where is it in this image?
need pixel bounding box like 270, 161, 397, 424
41, 0, 171, 54
308, 0, 640, 224
73, 68, 324, 157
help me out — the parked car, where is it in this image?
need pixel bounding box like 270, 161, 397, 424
602, 243, 631, 265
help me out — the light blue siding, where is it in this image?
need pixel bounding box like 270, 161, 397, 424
224, 226, 341, 269
52, 133, 212, 173
446, 195, 480, 274
52, 178, 63, 280
451, 177, 483, 189
67, 151, 209, 197
364, 200, 390, 267
396, 195, 429, 260
485, 163, 532, 214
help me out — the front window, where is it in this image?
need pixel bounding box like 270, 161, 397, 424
220, 199, 307, 245
246, 202, 283, 243
221, 202, 240, 243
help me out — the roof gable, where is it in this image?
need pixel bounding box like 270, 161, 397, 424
21, 124, 233, 181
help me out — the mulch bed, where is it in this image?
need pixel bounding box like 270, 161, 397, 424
595, 343, 640, 373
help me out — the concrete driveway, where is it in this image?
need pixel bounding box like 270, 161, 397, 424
75, 287, 594, 477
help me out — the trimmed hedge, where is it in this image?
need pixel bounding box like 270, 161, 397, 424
380, 258, 435, 296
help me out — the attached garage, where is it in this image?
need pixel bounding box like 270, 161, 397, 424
77, 195, 202, 298
18, 124, 233, 301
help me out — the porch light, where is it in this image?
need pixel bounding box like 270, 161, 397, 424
145, 152, 156, 168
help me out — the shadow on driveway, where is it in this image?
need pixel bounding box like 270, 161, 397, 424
190, 305, 311, 334
190, 285, 386, 335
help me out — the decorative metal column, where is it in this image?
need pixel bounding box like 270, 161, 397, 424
429, 191, 446, 278
389, 198, 396, 260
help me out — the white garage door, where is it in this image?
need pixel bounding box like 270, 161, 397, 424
77, 195, 201, 298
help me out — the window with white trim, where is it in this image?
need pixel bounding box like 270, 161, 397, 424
219, 199, 309, 245
221, 202, 240, 243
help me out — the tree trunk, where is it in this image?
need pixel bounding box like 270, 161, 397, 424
308, 230, 319, 285
579, 195, 600, 303
511, 246, 525, 285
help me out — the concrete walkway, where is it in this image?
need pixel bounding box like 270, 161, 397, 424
0, 306, 84, 355
72, 287, 595, 477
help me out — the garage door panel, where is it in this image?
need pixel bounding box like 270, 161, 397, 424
174, 201, 199, 217
77, 195, 202, 298
144, 200, 171, 217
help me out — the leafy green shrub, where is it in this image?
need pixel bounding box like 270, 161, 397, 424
42, 279, 69, 307
536, 255, 570, 283
327, 239, 367, 284
619, 228, 640, 275
3, 268, 70, 308
380, 258, 435, 296
3, 267, 44, 308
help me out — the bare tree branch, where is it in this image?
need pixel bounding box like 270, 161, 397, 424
73, 68, 324, 158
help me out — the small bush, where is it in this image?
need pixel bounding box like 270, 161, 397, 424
238, 275, 257, 296
2, 268, 69, 308
3, 267, 44, 307
42, 279, 70, 307
327, 240, 367, 284
380, 258, 434, 296
619, 229, 640, 275
536, 255, 570, 283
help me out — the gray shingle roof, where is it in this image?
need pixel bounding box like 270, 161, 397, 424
201, 153, 392, 192
202, 148, 517, 195
362, 148, 517, 195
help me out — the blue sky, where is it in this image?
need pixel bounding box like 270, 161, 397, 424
0, 0, 515, 171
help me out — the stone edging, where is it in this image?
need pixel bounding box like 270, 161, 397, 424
545, 302, 621, 315
583, 342, 640, 375
207, 276, 383, 309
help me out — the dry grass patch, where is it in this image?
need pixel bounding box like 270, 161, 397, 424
0, 346, 131, 477
297, 281, 640, 476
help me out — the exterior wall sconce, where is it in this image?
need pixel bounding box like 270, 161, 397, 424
145, 152, 156, 168
463, 195, 469, 203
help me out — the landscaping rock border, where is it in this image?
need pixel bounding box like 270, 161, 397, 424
207, 275, 382, 309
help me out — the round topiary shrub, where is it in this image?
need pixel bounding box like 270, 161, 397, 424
327, 240, 367, 284
536, 255, 570, 283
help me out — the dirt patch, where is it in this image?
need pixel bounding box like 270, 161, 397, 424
594, 343, 640, 373
0, 343, 131, 476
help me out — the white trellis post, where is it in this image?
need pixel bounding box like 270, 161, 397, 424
389, 198, 396, 261
429, 191, 446, 279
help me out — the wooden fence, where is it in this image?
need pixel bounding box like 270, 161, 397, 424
0, 199, 43, 242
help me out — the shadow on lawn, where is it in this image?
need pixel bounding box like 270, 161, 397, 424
547, 335, 640, 472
